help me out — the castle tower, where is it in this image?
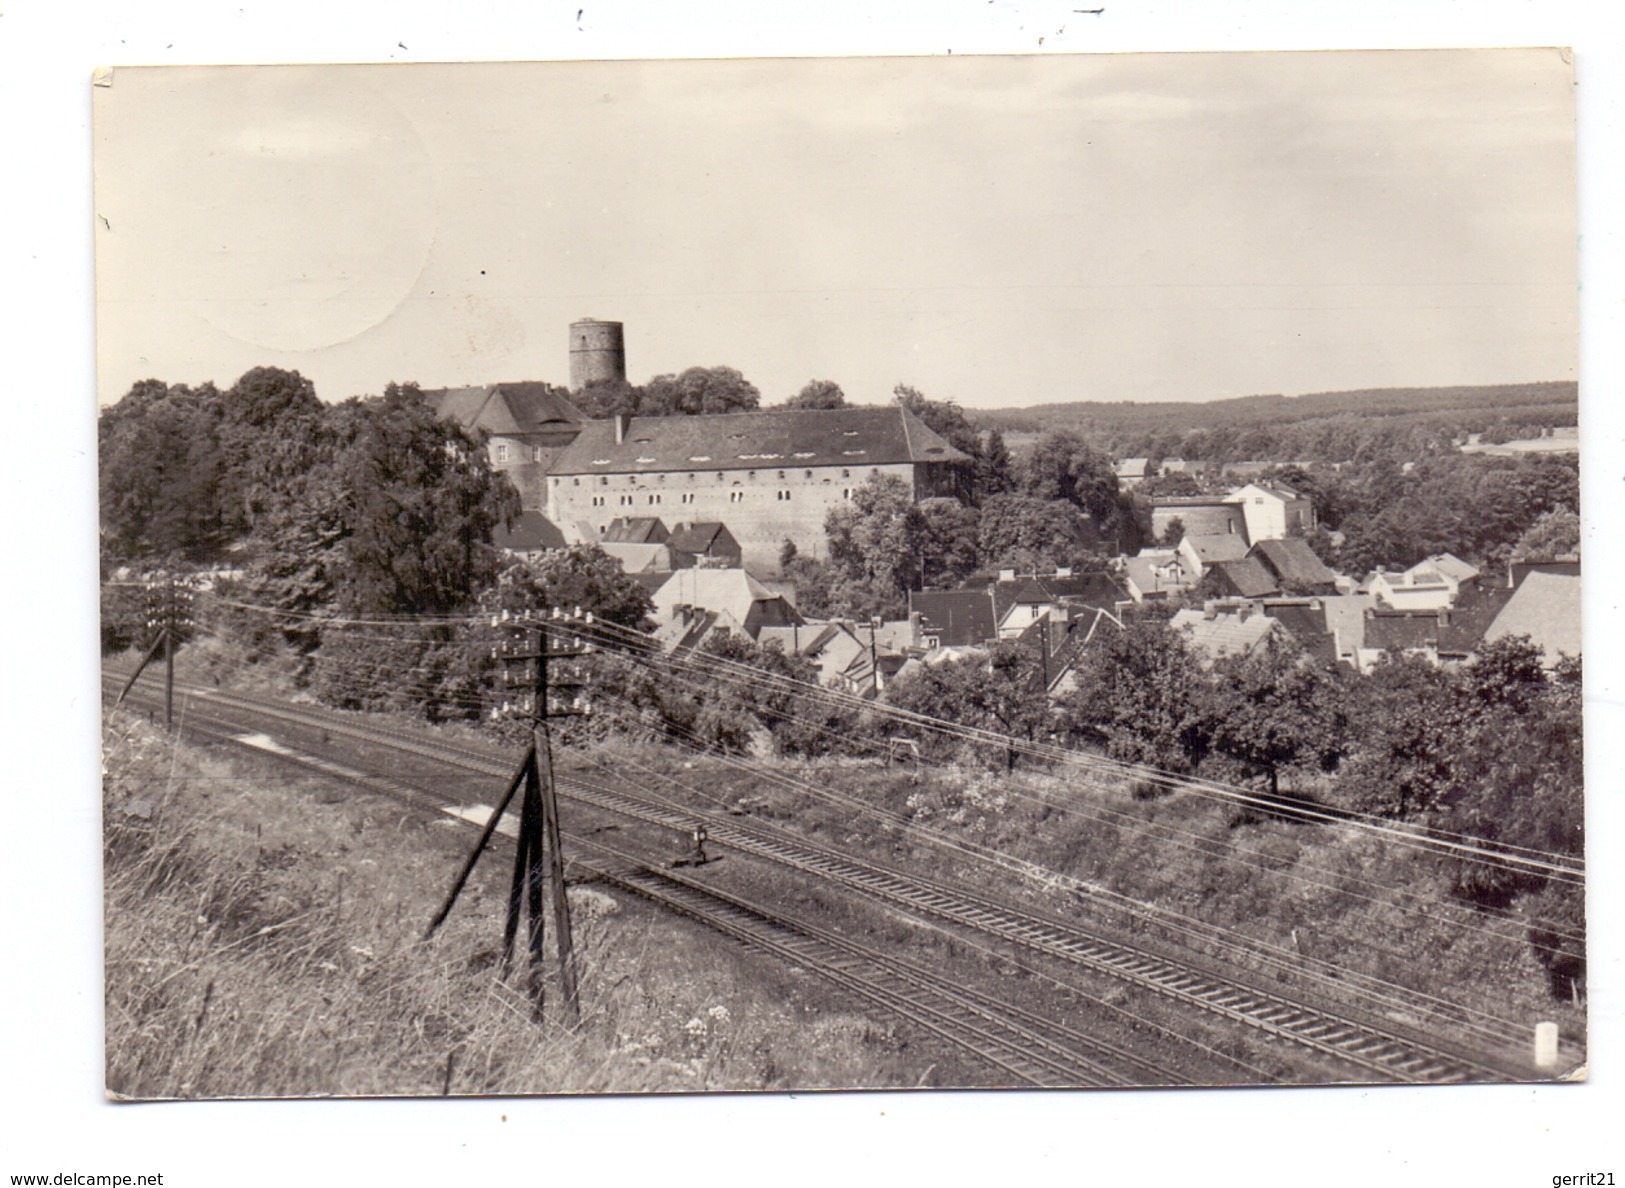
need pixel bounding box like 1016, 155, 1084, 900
569, 319, 627, 390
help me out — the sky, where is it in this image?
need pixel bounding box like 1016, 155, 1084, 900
92, 49, 1578, 410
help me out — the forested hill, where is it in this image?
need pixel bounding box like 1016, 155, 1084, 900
969, 381, 1577, 462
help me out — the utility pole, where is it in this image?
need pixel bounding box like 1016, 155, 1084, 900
426, 608, 588, 1027
115, 570, 191, 727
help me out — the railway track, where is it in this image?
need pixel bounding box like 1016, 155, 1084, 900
107, 681, 1163, 1086
104, 673, 1553, 1085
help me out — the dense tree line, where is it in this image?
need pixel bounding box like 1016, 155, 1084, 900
977, 382, 1576, 464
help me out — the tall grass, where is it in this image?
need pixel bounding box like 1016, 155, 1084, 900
102, 716, 899, 1098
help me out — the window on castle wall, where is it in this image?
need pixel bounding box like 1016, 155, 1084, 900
778, 471, 786, 480
842, 469, 850, 478
494, 444, 509, 462
804, 470, 813, 479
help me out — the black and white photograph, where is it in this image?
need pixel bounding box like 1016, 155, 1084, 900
7, 2, 1622, 1183
89, 49, 1586, 1100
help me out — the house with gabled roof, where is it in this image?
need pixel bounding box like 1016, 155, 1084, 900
667, 521, 742, 569
1230, 481, 1316, 543
1207, 556, 1281, 600
492, 510, 567, 560
601, 516, 669, 545
650, 568, 801, 640
545, 406, 968, 574
428, 382, 586, 508
1121, 550, 1196, 603
990, 570, 1126, 639
1250, 538, 1338, 594
1177, 533, 1250, 579
910, 589, 999, 648
1484, 570, 1581, 668
1169, 605, 1282, 664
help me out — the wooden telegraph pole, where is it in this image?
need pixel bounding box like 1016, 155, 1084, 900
113, 570, 192, 728
426, 608, 588, 1026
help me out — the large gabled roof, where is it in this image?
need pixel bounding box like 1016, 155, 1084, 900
910, 590, 998, 647
1169, 608, 1280, 662
667, 521, 737, 556
1184, 533, 1250, 565
1212, 556, 1280, 598
549, 405, 968, 476
1251, 538, 1337, 588
492, 510, 566, 552
1484, 571, 1582, 666
602, 516, 669, 544
429, 382, 586, 437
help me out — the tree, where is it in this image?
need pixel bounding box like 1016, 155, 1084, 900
1060, 618, 1209, 779
823, 473, 927, 617
976, 495, 1087, 572
1510, 506, 1581, 562
1204, 633, 1347, 800
479, 547, 653, 629
570, 378, 639, 418
971, 429, 1016, 503
1435, 685, 1582, 909
335, 384, 520, 616
784, 379, 847, 410
640, 366, 761, 416
916, 497, 981, 589
98, 380, 228, 562
1022, 430, 1121, 529
885, 643, 1051, 771
1334, 653, 1462, 820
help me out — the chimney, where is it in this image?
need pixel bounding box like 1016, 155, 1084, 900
998, 568, 1016, 582
614, 413, 630, 444
1055, 567, 1072, 578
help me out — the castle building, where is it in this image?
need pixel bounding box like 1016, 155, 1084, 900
427, 382, 586, 508
545, 406, 969, 574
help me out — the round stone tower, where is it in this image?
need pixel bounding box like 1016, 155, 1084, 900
568, 318, 627, 390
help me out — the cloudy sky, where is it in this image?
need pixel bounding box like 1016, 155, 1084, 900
93, 50, 1576, 408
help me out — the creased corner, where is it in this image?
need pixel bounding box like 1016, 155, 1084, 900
93, 66, 115, 88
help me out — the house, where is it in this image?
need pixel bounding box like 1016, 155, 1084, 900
649, 568, 801, 640
1169, 606, 1282, 664
1357, 609, 1445, 670
1366, 567, 1458, 613
1145, 495, 1248, 544
1230, 482, 1316, 543
428, 383, 586, 508
1418, 553, 1480, 590
1434, 582, 1518, 662
1508, 557, 1581, 589
1207, 556, 1281, 599
598, 540, 675, 574
1249, 538, 1337, 594
1483, 570, 1581, 668
1012, 604, 1123, 696
1177, 533, 1250, 579
1251, 601, 1339, 666
1115, 457, 1151, 487
989, 570, 1125, 639
492, 510, 567, 560
758, 618, 912, 693
1121, 550, 1197, 603
910, 590, 998, 648
601, 516, 670, 545
545, 406, 969, 574
667, 521, 743, 569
